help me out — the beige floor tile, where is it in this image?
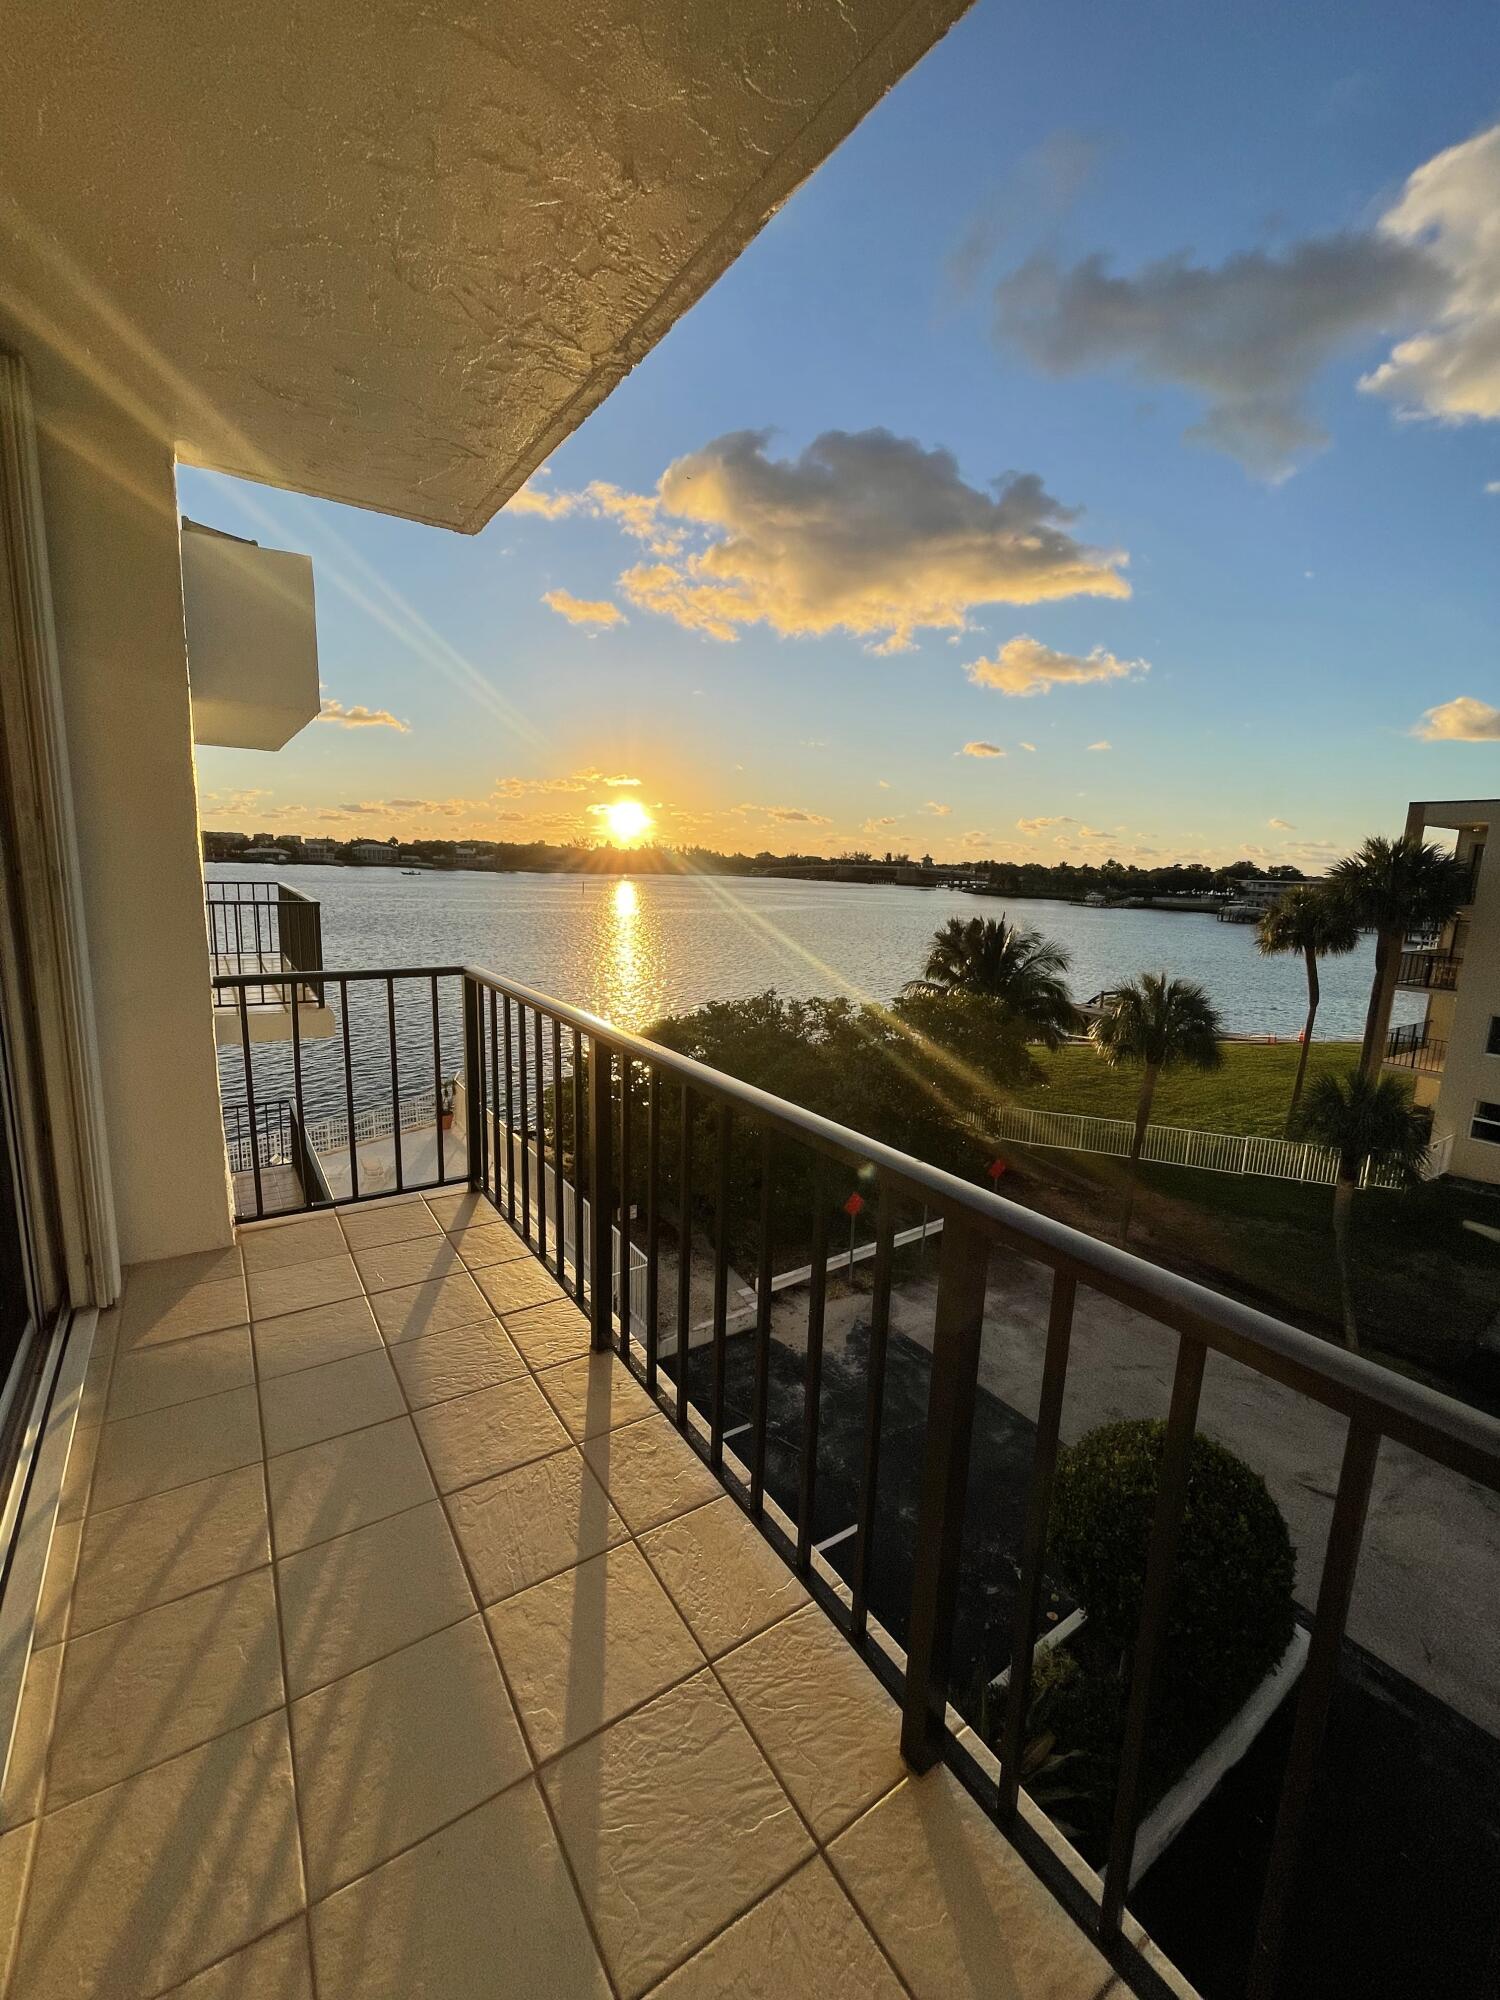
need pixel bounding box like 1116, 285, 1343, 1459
412, 1373, 570, 1493
259, 1348, 405, 1457
425, 1188, 502, 1232
500, 1294, 592, 1369
641, 1496, 808, 1659
292, 1615, 529, 1898
252, 1293, 382, 1379
716, 1605, 904, 1841
47, 1569, 284, 1807
277, 1499, 473, 1696
91, 1387, 262, 1511
15, 1711, 302, 2000
248, 1252, 363, 1322
160, 1920, 314, 1999
386, 1316, 527, 1409
122, 1269, 249, 1350
107, 1325, 254, 1421
536, 1351, 658, 1442
448, 1447, 629, 1605
35, 1517, 80, 1645
451, 1221, 531, 1269
369, 1270, 490, 1344
582, 1415, 722, 1534
72, 1465, 269, 1635
543, 1669, 811, 1998
309, 1779, 608, 2000
652, 1856, 904, 2000
0, 1644, 61, 1832
486, 1542, 703, 1763
829, 1767, 1118, 2000
473, 1255, 565, 1316
351, 1235, 463, 1294
337, 1198, 441, 1251
56, 1422, 99, 1523
267, 1416, 435, 1555
239, 1213, 347, 1273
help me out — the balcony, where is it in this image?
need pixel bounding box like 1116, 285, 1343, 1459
1385, 1021, 1448, 1073
5, 967, 1436, 1992
207, 878, 334, 1046
1395, 946, 1462, 992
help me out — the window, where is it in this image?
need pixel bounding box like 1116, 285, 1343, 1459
1488, 1016, 1500, 1057
1472, 1102, 1500, 1146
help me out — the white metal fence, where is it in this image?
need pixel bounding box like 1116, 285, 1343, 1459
971, 1103, 1408, 1190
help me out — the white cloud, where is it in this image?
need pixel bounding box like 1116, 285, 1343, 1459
959, 740, 1006, 757
1087, 740, 1112, 751
609, 429, 1127, 651
1269, 816, 1296, 829
1413, 695, 1500, 741
317, 698, 409, 732
924, 801, 953, 816
965, 636, 1147, 698
541, 589, 625, 628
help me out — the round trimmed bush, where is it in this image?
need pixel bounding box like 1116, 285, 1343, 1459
1049, 1419, 1295, 1732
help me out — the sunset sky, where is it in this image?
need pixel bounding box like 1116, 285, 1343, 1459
186, 0, 1500, 868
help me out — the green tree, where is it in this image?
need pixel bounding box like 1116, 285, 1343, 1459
904, 915, 1080, 1047
1294, 1069, 1431, 1350
1255, 886, 1360, 1132
1089, 973, 1223, 1244
1327, 836, 1470, 1078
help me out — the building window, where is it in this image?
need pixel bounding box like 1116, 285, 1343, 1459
1473, 1102, 1500, 1146
1489, 1017, 1500, 1057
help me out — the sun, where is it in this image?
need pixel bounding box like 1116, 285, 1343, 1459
598, 796, 652, 846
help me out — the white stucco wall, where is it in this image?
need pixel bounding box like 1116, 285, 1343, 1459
6, 347, 232, 1261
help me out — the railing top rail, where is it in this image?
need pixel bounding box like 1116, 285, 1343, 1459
209, 961, 1500, 1490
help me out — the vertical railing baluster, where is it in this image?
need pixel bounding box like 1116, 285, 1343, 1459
237, 984, 263, 1221
502, 996, 515, 1223
551, 1016, 563, 1276
750, 1126, 774, 1514
1246, 1421, 1380, 2000
675, 1083, 694, 1429
587, 1035, 614, 1351
341, 975, 360, 1203
709, 1102, 732, 1472
1100, 1335, 1208, 1936
901, 1213, 991, 1768
535, 1008, 548, 1269
387, 976, 403, 1193
518, 1002, 531, 1244
645, 1068, 661, 1398
430, 974, 445, 1186
462, 975, 484, 1193
998, 1270, 1076, 1818
796, 1161, 829, 1574
571, 1027, 585, 1296
851, 1178, 897, 1640
618, 1055, 632, 1363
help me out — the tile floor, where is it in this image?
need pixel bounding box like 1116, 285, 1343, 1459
0, 1192, 1127, 2000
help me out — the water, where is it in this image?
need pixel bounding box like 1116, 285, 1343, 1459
209, 862, 1416, 1041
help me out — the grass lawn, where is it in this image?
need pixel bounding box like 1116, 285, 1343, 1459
1010, 1039, 1392, 1137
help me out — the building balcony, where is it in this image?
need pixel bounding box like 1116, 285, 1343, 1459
1395, 946, 1462, 992
207, 878, 333, 1045
1385, 1021, 1448, 1073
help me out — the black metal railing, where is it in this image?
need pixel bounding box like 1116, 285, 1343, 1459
1395, 947, 1462, 991
1385, 1021, 1447, 1072
212, 963, 1500, 2000
206, 879, 323, 1006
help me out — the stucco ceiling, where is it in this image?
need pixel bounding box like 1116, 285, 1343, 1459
0, 0, 972, 532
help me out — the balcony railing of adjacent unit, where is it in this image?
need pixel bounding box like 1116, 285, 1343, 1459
205, 878, 324, 1007
1395, 946, 1462, 992
1385, 1021, 1448, 1073
211, 963, 1500, 2000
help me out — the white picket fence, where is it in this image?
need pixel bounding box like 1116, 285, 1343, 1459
971, 1103, 1408, 1190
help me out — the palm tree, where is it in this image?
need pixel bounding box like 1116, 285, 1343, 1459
905, 915, 1080, 1048
1256, 886, 1360, 1133
1294, 1070, 1431, 1351
1090, 972, 1223, 1244
1328, 836, 1470, 1079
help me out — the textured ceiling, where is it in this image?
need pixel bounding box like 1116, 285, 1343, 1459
0, 0, 972, 531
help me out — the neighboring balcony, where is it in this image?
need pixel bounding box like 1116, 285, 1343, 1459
207, 878, 334, 1045
1385, 1021, 1448, 1073
1395, 946, 1462, 992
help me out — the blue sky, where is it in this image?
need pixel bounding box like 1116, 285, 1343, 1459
187, 0, 1500, 867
